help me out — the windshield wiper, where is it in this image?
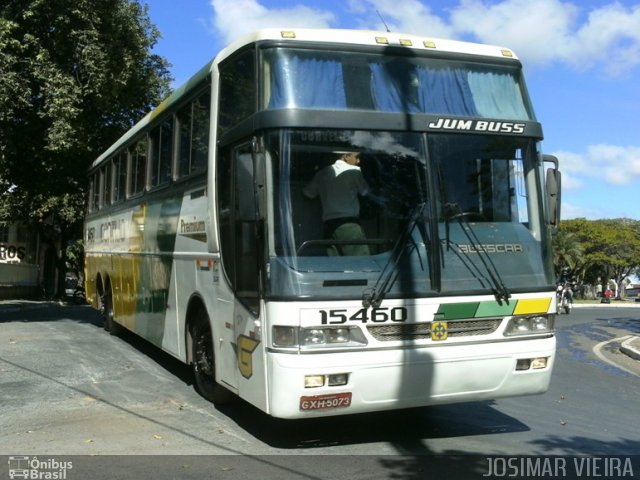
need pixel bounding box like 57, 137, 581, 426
444, 203, 511, 304
362, 202, 429, 308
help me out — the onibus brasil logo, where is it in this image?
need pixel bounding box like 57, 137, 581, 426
8, 456, 72, 479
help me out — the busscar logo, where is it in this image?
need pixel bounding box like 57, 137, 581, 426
458, 244, 523, 254
8, 456, 72, 479
428, 118, 526, 134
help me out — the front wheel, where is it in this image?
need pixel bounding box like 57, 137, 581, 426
191, 310, 235, 404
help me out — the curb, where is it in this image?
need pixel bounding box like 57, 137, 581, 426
620, 336, 640, 361
572, 302, 640, 308
0, 300, 62, 314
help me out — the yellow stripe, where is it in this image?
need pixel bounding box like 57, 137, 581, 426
513, 298, 551, 315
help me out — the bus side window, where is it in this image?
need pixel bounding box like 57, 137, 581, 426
113, 152, 127, 202
176, 102, 192, 179
191, 92, 210, 174
218, 50, 255, 135
89, 171, 100, 212
150, 117, 173, 187
101, 161, 112, 207
129, 137, 147, 196
177, 91, 211, 178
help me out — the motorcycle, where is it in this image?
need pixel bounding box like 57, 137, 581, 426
64, 273, 87, 305
556, 290, 572, 314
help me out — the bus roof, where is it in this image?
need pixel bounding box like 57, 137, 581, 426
217, 28, 519, 64
90, 28, 519, 170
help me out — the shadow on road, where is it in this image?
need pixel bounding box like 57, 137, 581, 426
215, 400, 529, 451
0, 302, 101, 325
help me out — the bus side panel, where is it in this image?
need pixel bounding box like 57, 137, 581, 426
170, 188, 212, 359
132, 198, 180, 352
235, 300, 267, 413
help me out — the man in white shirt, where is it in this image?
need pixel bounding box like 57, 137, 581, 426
303, 151, 370, 256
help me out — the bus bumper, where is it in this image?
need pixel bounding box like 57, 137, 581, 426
266, 336, 555, 419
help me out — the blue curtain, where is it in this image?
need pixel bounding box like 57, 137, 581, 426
467, 70, 531, 120
267, 52, 532, 120
371, 64, 478, 116
268, 55, 346, 109
369, 62, 532, 120
370, 63, 419, 113
416, 67, 478, 116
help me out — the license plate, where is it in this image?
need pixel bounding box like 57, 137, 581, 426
299, 392, 352, 411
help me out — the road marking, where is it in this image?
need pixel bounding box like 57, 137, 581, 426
593, 335, 640, 377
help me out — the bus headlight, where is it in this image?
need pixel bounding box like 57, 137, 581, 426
273, 326, 297, 347
303, 327, 352, 344
301, 326, 367, 347
504, 315, 554, 336
272, 326, 367, 348
303, 329, 328, 345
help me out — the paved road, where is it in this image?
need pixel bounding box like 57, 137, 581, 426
1, 303, 638, 479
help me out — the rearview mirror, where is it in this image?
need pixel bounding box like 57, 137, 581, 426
543, 155, 561, 229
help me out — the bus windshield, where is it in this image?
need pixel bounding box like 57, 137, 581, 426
265, 129, 553, 301
262, 48, 534, 120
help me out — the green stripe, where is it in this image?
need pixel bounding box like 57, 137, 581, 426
475, 300, 516, 317
436, 298, 545, 320
436, 302, 479, 320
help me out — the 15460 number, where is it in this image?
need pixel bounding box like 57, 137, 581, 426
319, 307, 407, 325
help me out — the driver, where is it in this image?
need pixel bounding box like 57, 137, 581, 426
303, 150, 370, 256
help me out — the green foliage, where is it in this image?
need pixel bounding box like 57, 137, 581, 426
552, 229, 584, 278
65, 238, 85, 277
0, 0, 172, 294
556, 218, 640, 293
0, 0, 171, 213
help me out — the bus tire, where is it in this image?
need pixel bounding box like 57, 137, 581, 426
191, 309, 235, 405
103, 286, 123, 336
98, 295, 108, 331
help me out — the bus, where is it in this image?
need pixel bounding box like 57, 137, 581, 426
84, 28, 562, 419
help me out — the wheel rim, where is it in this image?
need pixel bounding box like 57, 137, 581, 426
106, 292, 114, 324
194, 329, 214, 378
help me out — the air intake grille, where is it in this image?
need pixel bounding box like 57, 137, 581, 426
367, 319, 501, 341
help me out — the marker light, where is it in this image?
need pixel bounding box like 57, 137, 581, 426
304, 373, 349, 388
515, 357, 549, 371
305, 375, 325, 388
531, 357, 548, 369
328, 373, 349, 386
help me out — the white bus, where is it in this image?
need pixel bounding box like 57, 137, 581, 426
85, 28, 562, 419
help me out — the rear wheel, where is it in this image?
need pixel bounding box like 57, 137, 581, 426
98, 289, 109, 330
102, 286, 123, 335
191, 309, 235, 404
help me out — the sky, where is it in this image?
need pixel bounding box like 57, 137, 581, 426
143, 0, 640, 220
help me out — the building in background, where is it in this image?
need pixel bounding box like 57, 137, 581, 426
0, 221, 55, 299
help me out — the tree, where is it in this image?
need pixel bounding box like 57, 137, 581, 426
0, 0, 171, 296
560, 218, 640, 298
552, 228, 584, 281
